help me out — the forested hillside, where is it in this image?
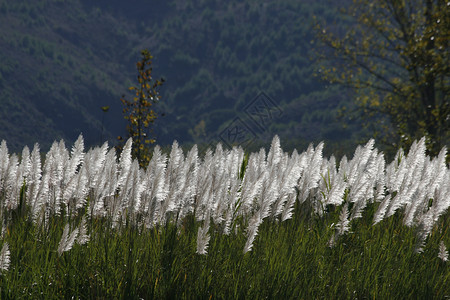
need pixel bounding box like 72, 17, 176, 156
0, 0, 363, 155
0, 0, 135, 150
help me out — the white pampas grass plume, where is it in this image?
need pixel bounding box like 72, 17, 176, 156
77, 217, 90, 245
178, 144, 199, 221
336, 203, 350, 236
0, 220, 6, 239
328, 233, 337, 248
0, 140, 9, 187
272, 151, 302, 219
267, 135, 282, 167
297, 142, 324, 205
196, 213, 210, 255
0, 243, 10, 272
68, 134, 85, 175
4, 154, 19, 210
373, 195, 391, 225
142, 146, 168, 228
438, 241, 448, 262
19, 146, 31, 182
281, 193, 297, 222
117, 138, 132, 190
196, 225, 210, 255
92, 148, 117, 218
243, 211, 262, 253
58, 224, 79, 256
161, 140, 186, 222
27, 143, 42, 205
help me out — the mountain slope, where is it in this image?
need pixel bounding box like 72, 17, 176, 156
0, 0, 363, 154
0, 0, 136, 151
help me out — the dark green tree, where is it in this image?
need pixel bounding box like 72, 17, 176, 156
314, 0, 449, 157
119, 49, 165, 167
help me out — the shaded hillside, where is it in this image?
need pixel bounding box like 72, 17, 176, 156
0, 0, 136, 151
130, 0, 361, 149
0, 0, 364, 154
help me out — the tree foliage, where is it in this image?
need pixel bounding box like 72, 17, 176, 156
119, 49, 165, 167
314, 0, 449, 157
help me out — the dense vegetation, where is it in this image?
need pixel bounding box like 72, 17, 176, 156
0, 0, 135, 150
315, 0, 449, 157
0, 136, 448, 298
1, 199, 448, 298
0, 0, 363, 156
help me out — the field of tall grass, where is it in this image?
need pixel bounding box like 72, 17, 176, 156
0, 135, 448, 298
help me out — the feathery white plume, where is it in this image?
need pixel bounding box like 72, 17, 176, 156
270, 150, 298, 217
373, 194, 391, 225
0, 242, 10, 272
438, 241, 448, 262
161, 140, 186, 223
196, 213, 210, 255
128, 160, 144, 215
77, 216, 90, 245
142, 146, 168, 227
4, 154, 19, 210
281, 193, 297, 222
117, 138, 132, 190
267, 135, 282, 168
19, 146, 31, 182
297, 142, 324, 205
68, 134, 85, 175
336, 203, 350, 236
58, 224, 79, 256
0, 140, 9, 190
178, 145, 199, 221
27, 143, 42, 206
94, 148, 118, 218
240, 150, 265, 214
194, 149, 214, 221
243, 211, 262, 253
